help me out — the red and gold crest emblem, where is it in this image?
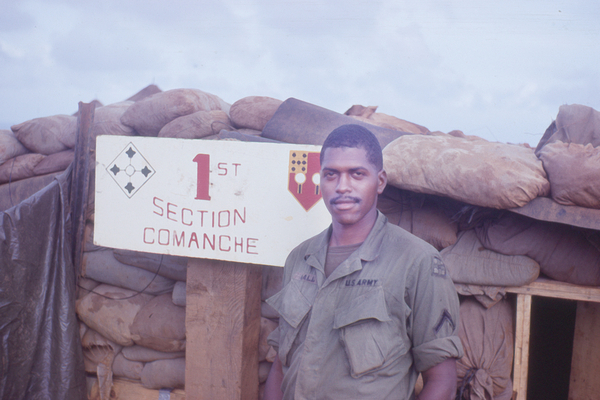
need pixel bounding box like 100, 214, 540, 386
288, 150, 322, 211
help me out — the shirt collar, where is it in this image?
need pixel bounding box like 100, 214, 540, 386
303, 211, 388, 271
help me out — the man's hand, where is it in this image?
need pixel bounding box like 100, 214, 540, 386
417, 358, 458, 400
263, 356, 284, 400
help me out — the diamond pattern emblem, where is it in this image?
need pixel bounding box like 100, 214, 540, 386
106, 142, 155, 198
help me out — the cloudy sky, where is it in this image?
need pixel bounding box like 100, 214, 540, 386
1, 0, 598, 145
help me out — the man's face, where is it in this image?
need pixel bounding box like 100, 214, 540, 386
320, 146, 387, 228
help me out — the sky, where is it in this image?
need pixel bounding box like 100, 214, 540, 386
1, 0, 599, 146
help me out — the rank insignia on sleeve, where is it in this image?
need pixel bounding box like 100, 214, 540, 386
434, 309, 455, 335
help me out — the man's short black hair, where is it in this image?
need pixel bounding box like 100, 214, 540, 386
320, 124, 383, 171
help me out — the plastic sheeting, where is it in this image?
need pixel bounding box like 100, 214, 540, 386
0, 167, 86, 399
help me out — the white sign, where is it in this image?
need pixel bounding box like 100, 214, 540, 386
94, 136, 331, 267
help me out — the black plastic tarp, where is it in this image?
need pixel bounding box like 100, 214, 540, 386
0, 167, 86, 400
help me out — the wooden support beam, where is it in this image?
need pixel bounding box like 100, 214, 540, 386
71, 101, 95, 275
569, 301, 600, 398
185, 259, 262, 400
513, 293, 532, 400
506, 278, 600, 303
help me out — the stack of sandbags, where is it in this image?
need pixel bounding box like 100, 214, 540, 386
78, 222, 188, 391
0, 86, 158, 211
120, 88, 231, 137
474, 212, 600, 286
77, 284, 187, 392
1, 112, 76, 190
377, 185, 459, 251
535, 104, 600, 209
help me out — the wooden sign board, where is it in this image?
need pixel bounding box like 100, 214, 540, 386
94, 136, 330, 267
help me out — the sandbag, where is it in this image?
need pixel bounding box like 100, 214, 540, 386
535, 104, 600, 155
214, 129, 282, 142
82, 249, 176, 295
81, 327, 122, 373
112, 352, 144, 381
122, 345, 185, 363
141, 358, 185, 389
377, 187, 458, 250
441, 229, 540, 286
456, 298, 514, 400
538, 141, 600, 209
120, 88, 231, 137
77, 277, 101, 300
113, 248, 188, 282
0, 153, 46, 184
172, 281, 186, 306
259, 361, 272, 383
475, 212, 600, 286
126, 84, 162, 102
158, 109, 231, 139
230, 96, 283, 131
32, 149, 73, 175
0, 172, 60, 212
0, 129, 29, 165
130, 293, 186, 352
236, 128, 262, 136
259, 317, 278, 362
11, 114, 77, 154
81, 327, 123, 400
76, 283, 154, 346
261, 97, 406, 148
454, 284, 505, 309
345, 105, 429, 134
383, 134, 550, 209
92, 101, 136, 137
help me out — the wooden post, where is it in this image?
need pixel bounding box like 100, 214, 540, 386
512, 293, 532, 400
185, 258, 262, 400
569, 301, 600, 398
71, 101, 95, 275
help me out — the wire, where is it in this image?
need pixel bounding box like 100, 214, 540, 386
76, 253, 165, 300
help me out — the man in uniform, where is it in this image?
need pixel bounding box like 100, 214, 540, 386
264, 124, 463, 400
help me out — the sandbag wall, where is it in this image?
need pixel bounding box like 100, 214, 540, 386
2, 84, 600, 400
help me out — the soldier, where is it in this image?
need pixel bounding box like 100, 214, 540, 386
264, 124, 463, 400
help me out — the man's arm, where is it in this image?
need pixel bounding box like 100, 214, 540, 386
416, 358, 457, 400
263, 355, 284, 400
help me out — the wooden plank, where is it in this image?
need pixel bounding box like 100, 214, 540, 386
71, 101, 95, 276
185, 259, 262, 400
88, 377, 185, 399
512, 293, 532, 400
569, 301, 600, 398
506, 278, 600, 303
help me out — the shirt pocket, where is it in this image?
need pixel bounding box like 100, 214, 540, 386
333, 286, 402, 378
266, 280, 313, 366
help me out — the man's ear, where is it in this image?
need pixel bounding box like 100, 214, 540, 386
377, 169, 387, 194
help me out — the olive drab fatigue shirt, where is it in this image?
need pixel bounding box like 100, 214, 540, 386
267, 212, 463, 400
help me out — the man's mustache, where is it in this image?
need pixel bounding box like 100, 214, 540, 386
330, 196, 360, 205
